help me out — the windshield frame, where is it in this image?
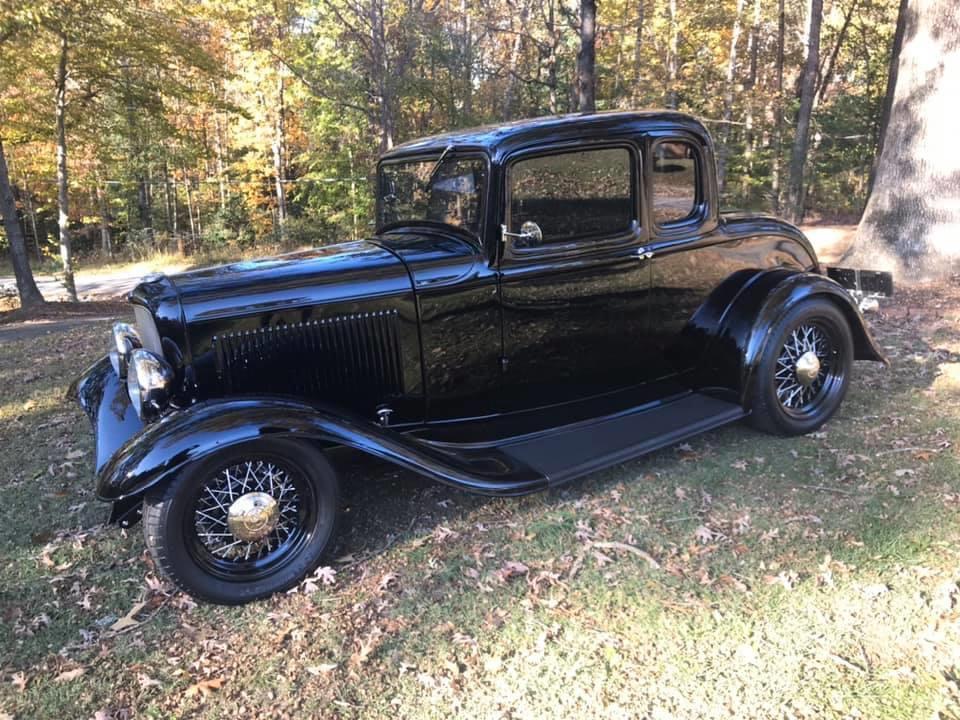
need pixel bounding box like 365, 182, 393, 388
375, 150, 491, 242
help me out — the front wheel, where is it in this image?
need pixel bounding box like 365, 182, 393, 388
748, 298, 853, 436
143, 439, 339, 604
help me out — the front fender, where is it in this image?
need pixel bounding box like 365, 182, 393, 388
96, 397, 547, 502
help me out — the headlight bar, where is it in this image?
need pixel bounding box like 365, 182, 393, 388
109, 322, 142, 378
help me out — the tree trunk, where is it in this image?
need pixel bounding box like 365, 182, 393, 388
633, 0, 645, 89
547, 0, 559, 113
54, 33, 77, 302
183, 172, 195, 254
0, 139, 44, 308
212, 111, 228, 211
503, 0, 530, 119
869, 0, 908, 195
816, 0, 857, 104
852, 0, 960, 277
370, 0, 395, 152
741, 0, 763, 199
95, 178, 112, 258
665, 0, 679, 109
273, 71, 288, 239
717, 0, 746, 196
786, 0, 823, 223
576, 0, 597, 112
771, 0, 786, 213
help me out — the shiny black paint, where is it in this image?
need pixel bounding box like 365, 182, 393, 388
71, 355, 144, 472
73, 111, 888, 513
94, 395, 546, 502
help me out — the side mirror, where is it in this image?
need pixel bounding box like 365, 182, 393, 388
501, 221, 543, 248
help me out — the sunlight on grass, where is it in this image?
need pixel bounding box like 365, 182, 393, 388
2, 284, 960, 718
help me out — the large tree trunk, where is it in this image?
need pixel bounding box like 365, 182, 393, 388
785, 0, 823, 223
852, 0, 960, 277
55, 33, 77, 301
576, 0, 597, 112
0, 140, 45, 308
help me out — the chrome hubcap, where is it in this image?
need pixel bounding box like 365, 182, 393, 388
227, 492, 280, 541
193, 460, 303, 562
794, 350, 821, 386
775, 323, 832, 410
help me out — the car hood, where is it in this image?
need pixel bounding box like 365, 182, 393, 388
163, 239, 412, 324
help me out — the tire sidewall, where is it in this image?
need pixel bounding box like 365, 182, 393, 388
144, 439, 338, 605
751, 298, 854, 436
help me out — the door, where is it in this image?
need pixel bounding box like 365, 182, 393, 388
496, 142, 656, 412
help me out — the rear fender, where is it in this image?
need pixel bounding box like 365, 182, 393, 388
688, 269, 887, 406
96, 398, 547, 502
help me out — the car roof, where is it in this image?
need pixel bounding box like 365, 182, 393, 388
379, 110, 713, 163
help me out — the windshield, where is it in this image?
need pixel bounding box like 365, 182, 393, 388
378, 155, 487, 236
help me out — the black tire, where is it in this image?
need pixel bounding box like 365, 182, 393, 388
747, 298, 853, 436
143, 439, 339, 605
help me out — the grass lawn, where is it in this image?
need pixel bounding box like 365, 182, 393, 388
1, 282, 960, 719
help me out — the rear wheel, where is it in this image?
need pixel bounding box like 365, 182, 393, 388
143, 439, 338, 604
748, 298, 853, 436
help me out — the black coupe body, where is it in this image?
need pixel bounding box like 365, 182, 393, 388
72, 111, 888, 603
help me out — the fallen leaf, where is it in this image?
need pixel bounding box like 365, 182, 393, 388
185, 676, 224, 697
495, 560, 529, 582
377, 572, 400, 593
110, 601, 147, 632
694, 525, 716, 544
65, 449, 86, 460
10, 672, 27, 692
306, 663, 338, 675
137, 672, 162, 689
54, 667, 85, 683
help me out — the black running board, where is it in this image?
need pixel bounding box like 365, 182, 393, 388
417, 392, 746, 492
497, 393, 745, 486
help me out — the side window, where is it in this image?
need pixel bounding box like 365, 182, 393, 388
652, 140, 699, 226
509, 147, 634, 244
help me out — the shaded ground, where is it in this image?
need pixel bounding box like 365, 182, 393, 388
1, 279, 959, 719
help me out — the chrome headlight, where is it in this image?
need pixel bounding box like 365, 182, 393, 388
110, 322, 142, 378
126, 349, 175, 418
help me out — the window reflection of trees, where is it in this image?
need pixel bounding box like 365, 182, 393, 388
653, 141, 697, 225
380, 159, 486, 235
510, 148, 632, 242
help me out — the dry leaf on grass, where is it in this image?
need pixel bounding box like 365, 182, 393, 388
54, 667, 85, 683
495, 560, 529, 583
185, 676, 224, 697
110, 601, 147, 632
306, 663, 338, 675
10, 672, 27, 692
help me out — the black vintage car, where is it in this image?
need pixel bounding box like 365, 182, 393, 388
71, 111, 890, 604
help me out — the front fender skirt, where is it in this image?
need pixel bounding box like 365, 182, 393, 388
96, 398, 548, 502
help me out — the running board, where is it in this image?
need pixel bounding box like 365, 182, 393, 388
496, 393, 745, 486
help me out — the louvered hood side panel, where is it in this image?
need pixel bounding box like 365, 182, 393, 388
212, 310, 406, 406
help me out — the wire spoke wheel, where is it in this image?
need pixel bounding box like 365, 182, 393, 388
773, 320, 843, 418
186, 456, 315, 581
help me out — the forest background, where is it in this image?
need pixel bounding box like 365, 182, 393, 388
0, 0, 940, 303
